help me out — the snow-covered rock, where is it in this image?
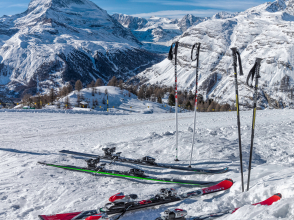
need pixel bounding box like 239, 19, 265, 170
0, 0, 162, 98
112, 13, 209, 53
133, 0, 294, 109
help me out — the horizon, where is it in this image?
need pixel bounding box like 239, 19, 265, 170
0, 0, 271, 19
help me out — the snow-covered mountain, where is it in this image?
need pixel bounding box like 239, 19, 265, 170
133, 0, 294, 109
0, 0, 162, 98
112, 14, 208, 53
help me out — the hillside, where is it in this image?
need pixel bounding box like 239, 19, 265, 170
133, 0, 294, 109
0, 0, 162, 99
57, 86, 181, 114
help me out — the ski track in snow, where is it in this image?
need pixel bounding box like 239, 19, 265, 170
1, 109, 294, 219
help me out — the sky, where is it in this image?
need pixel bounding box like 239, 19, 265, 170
0, 0, 272, 18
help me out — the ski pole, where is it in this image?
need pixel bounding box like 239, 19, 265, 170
189, 43, 201, 168
168, 42, 180, 161
246, 58, 262, 191
230, 47, 244, 192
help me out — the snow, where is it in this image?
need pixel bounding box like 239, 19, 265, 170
135, 0, 294, 108
1, 109, 294, 219
58, 86, 184, 114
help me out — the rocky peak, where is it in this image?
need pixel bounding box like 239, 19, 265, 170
266, 0, 287, 12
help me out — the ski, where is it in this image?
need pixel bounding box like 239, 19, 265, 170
38, 179, 234, 220
38, 161, 225, 186
154, 193, 281, 220
59, 149, 229, 174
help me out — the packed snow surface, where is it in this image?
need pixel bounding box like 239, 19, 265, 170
1, 109, 294, 219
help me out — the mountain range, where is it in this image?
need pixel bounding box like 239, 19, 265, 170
0, 0, 293, 109
0, 0, 162, 98
132, 0, 294, 109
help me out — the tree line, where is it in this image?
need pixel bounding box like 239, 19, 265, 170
21, 76, 233, 112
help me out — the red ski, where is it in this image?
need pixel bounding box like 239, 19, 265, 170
167, 193, 282, 220
38, 179, 233, 220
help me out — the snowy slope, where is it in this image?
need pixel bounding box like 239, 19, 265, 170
0, 0, 162, 98
57, 86, 180, 114
134, 0, 294, 109
1, 109, 294, 219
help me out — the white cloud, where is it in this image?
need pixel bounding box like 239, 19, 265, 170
130, 0, 265, 11
7, 4, 28, 8
131, 9, 223, 18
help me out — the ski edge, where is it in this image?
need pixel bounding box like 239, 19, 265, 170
59, 150, 229, 174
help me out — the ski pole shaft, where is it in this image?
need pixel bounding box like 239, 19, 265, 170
231, 47, 244, 192
247, 58, 262, 191
189, 43, 200, 168
174, 42, 179, 161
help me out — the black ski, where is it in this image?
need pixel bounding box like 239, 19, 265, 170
59, 149, 228, 174
38, 161, 224, 187
38, 179, 234, 220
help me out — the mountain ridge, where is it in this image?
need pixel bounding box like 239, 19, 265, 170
0, 0, 162, 98
132, 0, 294, 109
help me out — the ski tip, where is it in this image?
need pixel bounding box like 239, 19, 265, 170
214, 179, 234, 190
275, 193, 282, 199
225, 179, 234, 184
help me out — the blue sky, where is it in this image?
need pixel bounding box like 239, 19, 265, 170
0, 0, 271, 18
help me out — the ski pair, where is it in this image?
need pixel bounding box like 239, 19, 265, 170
38, 179, 234, 220
156, 193, 282, 220
38, 161, 226, 187
231, 48, 262, 192
167, 42, 201, 166
59, 149, 228, 174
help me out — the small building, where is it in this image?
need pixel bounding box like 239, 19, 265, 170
80, 101, 88, 108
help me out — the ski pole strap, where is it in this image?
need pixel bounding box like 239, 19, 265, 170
246, 58, 262, 87
191, 43, 201, 61
168, 43, 174, 60
236, 51, 243, 76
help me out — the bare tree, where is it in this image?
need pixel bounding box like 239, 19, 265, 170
49, 88, 55, 103
75, 80, 83, 92
108, 76, 117, 86
95, 78, 104, 87
67, 84, 73, 93
119, 80, 124, 90
65, 96, 71, 108
61, 86, 68, 97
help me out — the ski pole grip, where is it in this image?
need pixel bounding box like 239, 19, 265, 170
230, 47, 237, 67
255, 58, 262, 78
191, 43, 201, 61
174, 41, 179, 56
